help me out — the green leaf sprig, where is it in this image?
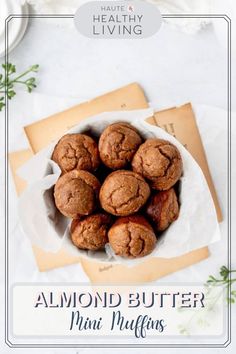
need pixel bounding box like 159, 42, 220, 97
178, 266, 236, 335
206, 265, 236, 303
0, 63, 39, 111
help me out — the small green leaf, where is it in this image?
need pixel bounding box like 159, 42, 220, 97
227, 297, 235, 304
220, 266, 229, 280
0, 100, 5, 111
7, 90, 16, 99
0, 62, 39, 100
2, 63, 16, 75
30, 64, 39, 72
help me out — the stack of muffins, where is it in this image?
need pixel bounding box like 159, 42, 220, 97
52, 122, 183, 259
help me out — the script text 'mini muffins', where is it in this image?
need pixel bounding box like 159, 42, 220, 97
52, 122, 182, 259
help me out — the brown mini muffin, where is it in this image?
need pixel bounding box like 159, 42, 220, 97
52, 133, 100, 174
98, 122, 142, 169
132, 138, 182, 190
54, 170, 100, 219
70, 213, 111, 251
146, 188, 179, 231
108, 215, 156, 258
99, 170, 150, 216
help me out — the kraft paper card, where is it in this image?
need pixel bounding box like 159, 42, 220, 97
24, 82, 149, 153
153, 104, 222, 222
9, 83, 216, 280
81, 247, 209, 283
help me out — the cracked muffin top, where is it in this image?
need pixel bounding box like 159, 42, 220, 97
132, 138, 183, 190
108, 215, 156, 258
98, 122, 142, 169
146, 188, 179, 231
52, 133, 100, 174
99, 170, 150, 216
54, 170, 100, 219
70, 213, 111, 251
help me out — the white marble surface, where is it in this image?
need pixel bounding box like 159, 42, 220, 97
0, 12, 236, 354
6, 17, 232, 109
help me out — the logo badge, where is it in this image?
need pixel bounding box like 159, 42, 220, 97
74, 1, 162, 39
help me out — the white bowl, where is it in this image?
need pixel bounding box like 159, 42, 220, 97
18, 109, 220, 265
0, 0, 29, 58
